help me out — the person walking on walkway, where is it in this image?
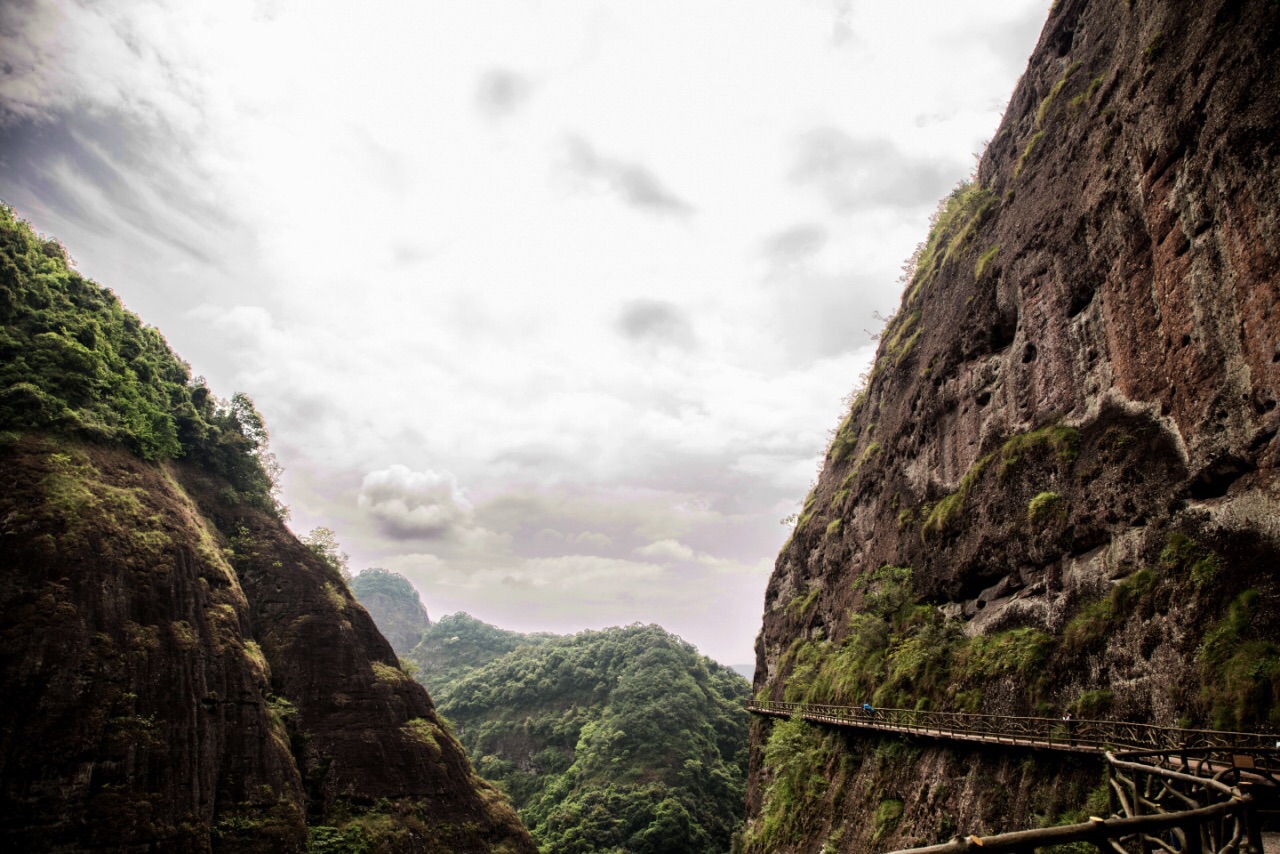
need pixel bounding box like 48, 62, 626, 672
1063, 712, 1076, 746
862, 702, 875, 718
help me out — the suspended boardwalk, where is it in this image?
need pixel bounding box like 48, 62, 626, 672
745, 700, 1280, 754
745, 700, 1280, 853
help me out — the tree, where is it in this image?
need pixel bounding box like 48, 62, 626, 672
302, 526, 350, 580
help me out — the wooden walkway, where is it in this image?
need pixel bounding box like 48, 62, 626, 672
745, 700, 1280, 753
745, 700, 1280, 853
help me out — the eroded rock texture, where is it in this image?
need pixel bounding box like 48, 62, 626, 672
0, 437, 535, 853
746, 0, 1280, 850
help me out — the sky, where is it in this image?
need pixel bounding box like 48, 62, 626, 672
0, 0, 1050, 666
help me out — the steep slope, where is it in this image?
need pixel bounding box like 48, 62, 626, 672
0, 206, 535, 853
745, 0, 1280, 850
436, 624, 750, 853
350, 569, 432, 656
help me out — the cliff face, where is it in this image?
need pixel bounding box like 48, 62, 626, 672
0, 207, 535, 852
350, 569, 433, 656
745, 0, 1280, 850
0, 435, 534, 852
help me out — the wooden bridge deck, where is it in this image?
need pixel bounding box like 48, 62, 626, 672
745, 700, 1280, 754
744, 700, 1280, 853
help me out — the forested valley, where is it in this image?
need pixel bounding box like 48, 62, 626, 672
350, 581, 752, 854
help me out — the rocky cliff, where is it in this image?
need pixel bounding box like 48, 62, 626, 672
744, 0, 1280, 850
350, 569, 433, 656
0, 207, 535, 852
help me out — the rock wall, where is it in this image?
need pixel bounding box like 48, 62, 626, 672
0, 436, 535, 853
744, 0, 1280, 850
349, 570, 433, 656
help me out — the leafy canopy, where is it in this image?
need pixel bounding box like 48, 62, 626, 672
0, 203, 281, 513
428, 622, 750, 854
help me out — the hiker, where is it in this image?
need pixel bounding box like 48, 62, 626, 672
862, 702, 875, 718
1063, 712, 1076, 745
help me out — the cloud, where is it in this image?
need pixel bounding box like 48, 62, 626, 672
0, 113, 233, 268
615, 299, 696, 350
534, 528, 615, 551
790, 127, 961, 212
0, 0, 1053, 665
761, 224, 829, 269
563, 136, 693, 215
475, 69, 532, 118
633, 538, 697, 562
357, 464, 477, 540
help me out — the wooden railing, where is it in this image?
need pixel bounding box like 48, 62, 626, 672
744, 701, 1280, 853
886, 749, 1273, 853
744, 700, 1280, 752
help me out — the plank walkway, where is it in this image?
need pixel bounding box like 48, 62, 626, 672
745, 700, 1280, 853
745, 700, 1280, 754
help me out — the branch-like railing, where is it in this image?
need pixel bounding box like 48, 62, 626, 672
744, 700, 1280, 752
745, 701, 1280, 853
885, 749, 1272, 853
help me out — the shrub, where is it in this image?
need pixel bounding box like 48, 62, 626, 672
1027, 491, 1062, 525
974, 245, 1000, 279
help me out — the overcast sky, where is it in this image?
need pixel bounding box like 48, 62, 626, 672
0, 0, 1049, 665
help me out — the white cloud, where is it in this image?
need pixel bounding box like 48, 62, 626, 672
634, 539, 698, 562
0, 0, 1052, 663
358, 465, 476, 540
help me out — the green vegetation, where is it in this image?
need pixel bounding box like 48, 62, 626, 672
909, 414, 1073, 541
431, 623, 748, 854
1000, 424, 1080, 478
1199, 590, 1280, 728
974, 245, 1000, 279
349, 567, 420, 603
886, 313, 922, 366
787, 584, 822, 619
872, 798, 905, 842
1016, 131, 1045, 177
302, 527, 351, 581
1144, 31, 1166, 63
405, 613, 555, 704
1068, 75, 1106, 113
922, 453, 993, 537
308, 824, 370, 854
1159, 533, 1221, 589
348, 567, 432, 654
777, 567, 1064, 714
904, 182, 998, 306
1062, 569, 1155, 653
954, 628, 1053, 683
1027, 491, 1062, 524
0, 204, 281, 514
1019, 61, 1082, 177
1035, 61, 1082, 127
745, 715, 841, 850
1071, 689, 1113, 719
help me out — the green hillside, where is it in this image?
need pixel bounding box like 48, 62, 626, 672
429, 622, 749, 853
0, 203, 278, 511
404, 612, 556, 703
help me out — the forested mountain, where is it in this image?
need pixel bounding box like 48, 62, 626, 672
349, 568, 432, 655
744, 0, 1280, 850
403, 612, 555, 703
417, 621, 750, 853
0, 205, 534, 852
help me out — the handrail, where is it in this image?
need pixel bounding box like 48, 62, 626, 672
744, 699, 1279, 853
887, 750, 1263, 853
744, 699, 1280, 752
